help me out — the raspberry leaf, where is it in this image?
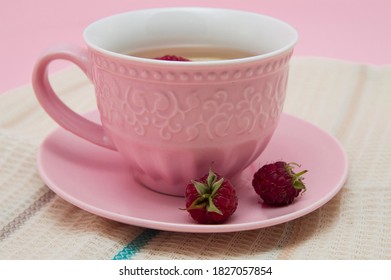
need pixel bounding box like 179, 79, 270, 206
207, 197, 223, 215
211, 178, 224, 197
191, 180, 208, 195
188, 196, 207, 209
186, 167, 225, 215
293, 178, 306, 190
207, 168, 217, 187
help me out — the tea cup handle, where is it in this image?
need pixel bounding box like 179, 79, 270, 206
32, 45, 116, 150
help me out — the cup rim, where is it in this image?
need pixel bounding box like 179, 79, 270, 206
83, 7, 298, 66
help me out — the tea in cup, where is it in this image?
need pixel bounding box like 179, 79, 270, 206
32, 7, 298, 196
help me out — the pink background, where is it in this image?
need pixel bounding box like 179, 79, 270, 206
1, 0, 390, 94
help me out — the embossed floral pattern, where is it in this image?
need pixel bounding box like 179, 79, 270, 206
91, 50, 290, 143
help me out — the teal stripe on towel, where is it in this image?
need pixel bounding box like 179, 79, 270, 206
113, 229, 159, 260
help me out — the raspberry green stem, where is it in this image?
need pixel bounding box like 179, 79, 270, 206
292, 170, 307, 191
286, 162, 308, 191
295, 170, 308, 177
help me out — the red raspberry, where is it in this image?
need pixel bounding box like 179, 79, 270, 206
155, 55, 190, 61
184, 167, 238, 224
252, 161, 308, 206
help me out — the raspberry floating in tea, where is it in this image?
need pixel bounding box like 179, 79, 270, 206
154, 55, 191, 61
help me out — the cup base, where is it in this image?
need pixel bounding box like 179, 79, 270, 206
133, 170, 186, 197
131, 161, 254, 197
118, 135, 274, 197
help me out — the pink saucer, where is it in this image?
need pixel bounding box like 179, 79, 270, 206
37, 111, 348, 233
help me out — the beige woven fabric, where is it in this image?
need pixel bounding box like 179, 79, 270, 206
0, 57, 390, 259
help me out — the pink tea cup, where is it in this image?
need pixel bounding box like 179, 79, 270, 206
32, 7, 298, 196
